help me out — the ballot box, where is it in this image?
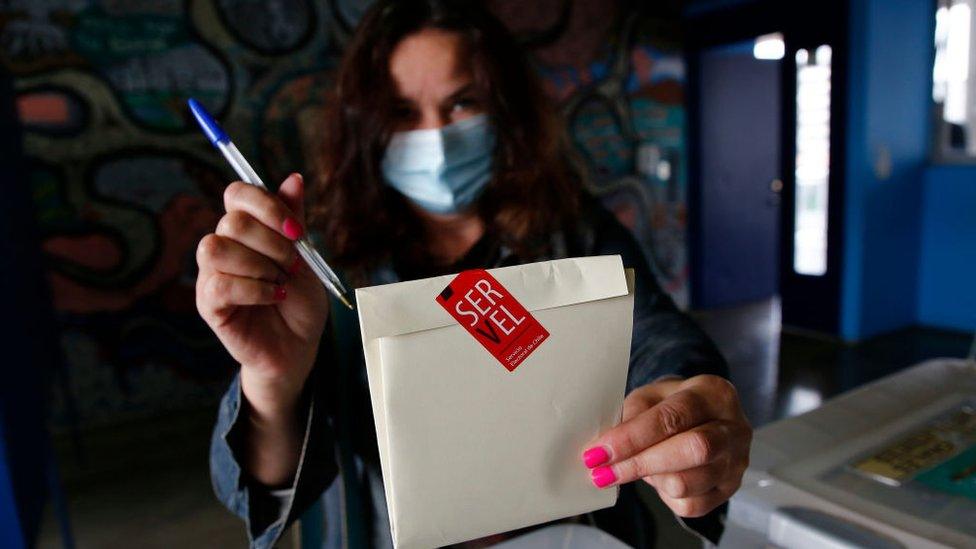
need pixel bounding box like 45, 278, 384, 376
722, 359, 976, 549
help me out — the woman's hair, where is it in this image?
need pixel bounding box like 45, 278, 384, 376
308, 0, 581, 280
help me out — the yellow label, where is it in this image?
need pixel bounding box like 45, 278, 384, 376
852, 408, 976, 483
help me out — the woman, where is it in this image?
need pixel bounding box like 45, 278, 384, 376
199, 1, 751, 547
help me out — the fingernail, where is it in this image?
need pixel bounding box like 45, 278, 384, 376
291, 172, 303, 184
591, 465, 617, 488
582, 446, 610, 469
282, 217, 304, 240
287, 255, 303, 275
273, 285, 287, 301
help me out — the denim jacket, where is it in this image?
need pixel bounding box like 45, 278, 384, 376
210, 197, 730, 548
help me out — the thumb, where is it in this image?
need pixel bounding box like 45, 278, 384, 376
278, 172, 305, 222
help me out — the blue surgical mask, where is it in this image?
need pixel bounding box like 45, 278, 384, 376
381, 113, 496, 214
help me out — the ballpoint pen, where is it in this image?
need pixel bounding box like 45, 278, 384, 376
187, 98, 354, 310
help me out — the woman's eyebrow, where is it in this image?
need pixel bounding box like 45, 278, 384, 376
444, 83, 476, 102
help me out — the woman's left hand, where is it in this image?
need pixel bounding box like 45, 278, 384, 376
581, 375, 752, 518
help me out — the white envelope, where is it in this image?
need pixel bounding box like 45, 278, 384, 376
355, 255, 636, 548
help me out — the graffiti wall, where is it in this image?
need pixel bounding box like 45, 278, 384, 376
2, 0, 688, 430
503, 2, 690, 305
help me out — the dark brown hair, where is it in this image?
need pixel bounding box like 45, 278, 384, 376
308, 0, 581, 281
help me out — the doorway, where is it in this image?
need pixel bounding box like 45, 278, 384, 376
685, 0, 850, 427
687, 0, 848, 334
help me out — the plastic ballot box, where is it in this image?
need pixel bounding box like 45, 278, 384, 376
722, 359, 976, 549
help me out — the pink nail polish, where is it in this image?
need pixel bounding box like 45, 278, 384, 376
582, 446, 610, 469
591, 465, 617, 488
287, 255, 303, 275
282, 217, 304, 240
273, 285, 287, 301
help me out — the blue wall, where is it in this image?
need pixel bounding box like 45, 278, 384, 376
841, 0, 936, 340
918, 166, 976, 331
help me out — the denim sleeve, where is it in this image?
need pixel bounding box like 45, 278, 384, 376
209, 363, 339, 549
589, 206, 729, 392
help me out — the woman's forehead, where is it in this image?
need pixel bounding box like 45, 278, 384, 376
389, 28, 474, 101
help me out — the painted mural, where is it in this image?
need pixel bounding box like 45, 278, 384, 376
2, 0, 688, 429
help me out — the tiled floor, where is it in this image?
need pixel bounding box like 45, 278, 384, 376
35, 299, 974, 548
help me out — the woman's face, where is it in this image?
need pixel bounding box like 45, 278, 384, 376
388, 28, 485, 132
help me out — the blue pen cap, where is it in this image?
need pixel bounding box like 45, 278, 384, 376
187, 98, 229, 146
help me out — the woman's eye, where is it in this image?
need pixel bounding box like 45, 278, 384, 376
393, 105, 417, 121
451, 97, 478, 112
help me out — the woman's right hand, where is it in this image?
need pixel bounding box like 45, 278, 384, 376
196, 173, 330, 421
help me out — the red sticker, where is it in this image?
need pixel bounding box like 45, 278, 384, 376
436, 269, 549, 372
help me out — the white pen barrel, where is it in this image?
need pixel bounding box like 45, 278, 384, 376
218, 142, 267, 190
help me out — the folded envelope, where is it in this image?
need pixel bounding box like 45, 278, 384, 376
355, 255, 636, 548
